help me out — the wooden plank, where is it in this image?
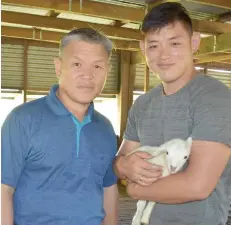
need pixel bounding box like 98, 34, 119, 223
186, 0, 231, 10
197, 32, 231, 55
1, 0, 144, 23
1, 26, 140, 51
144, 66, 149, 92
118, 51, 134, 144
192, 19, 231, 34
195, 53, 231, 64
2, 0, 231, 34
2, 11, 142, 41
23, 40, 28, 102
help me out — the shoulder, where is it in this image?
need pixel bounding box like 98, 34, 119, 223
94, 110, 115, 134
189, 74, 231, 104
5, 97, 46, 123
133, 85, 162, 113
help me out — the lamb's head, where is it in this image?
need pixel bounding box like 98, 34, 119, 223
160, 137, 192, 174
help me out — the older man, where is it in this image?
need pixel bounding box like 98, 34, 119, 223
2, 28, 118, 225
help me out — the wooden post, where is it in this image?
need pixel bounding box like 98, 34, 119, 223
23, 40, 28, 103
144, 65, 149, 92
118, 51, 134, 145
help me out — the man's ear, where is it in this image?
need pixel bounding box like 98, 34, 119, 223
191, 32, 201, 54
54, 57, 62, 79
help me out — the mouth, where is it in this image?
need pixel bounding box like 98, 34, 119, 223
157, 63, 175, 70
76, 86, 94, 90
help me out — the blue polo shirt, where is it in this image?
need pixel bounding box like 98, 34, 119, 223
1, 85, 118, 225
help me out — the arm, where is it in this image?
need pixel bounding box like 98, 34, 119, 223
1, 184, 14, 225
114, 139, 163, 186
102, 184, 118, 225
1, 110, 28, 224
127, 140, 231, 203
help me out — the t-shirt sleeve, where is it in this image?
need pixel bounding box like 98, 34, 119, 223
103, 158, 118, 187
103, 121, 118, 187
123, 100, 140, 142
191, 87, 231, 147
1, 110, 27, 188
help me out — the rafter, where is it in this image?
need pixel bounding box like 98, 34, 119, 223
1, 0, 144, 23
185, 0, 231, 10
2, 11, 142, 41
1, 26, 140, 51
2, 0, 231, 34
195, 53, 231, 64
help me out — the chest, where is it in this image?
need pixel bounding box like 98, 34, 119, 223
137, 100, 193, 146
24, 117, 114, 185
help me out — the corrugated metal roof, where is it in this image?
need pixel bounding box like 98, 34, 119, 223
1, 44, 24, 89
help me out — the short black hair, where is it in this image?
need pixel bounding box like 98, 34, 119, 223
141, 2, 193, 34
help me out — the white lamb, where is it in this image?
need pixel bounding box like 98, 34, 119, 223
130, 137, 192, 225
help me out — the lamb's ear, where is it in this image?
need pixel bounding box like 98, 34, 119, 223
186, 137, 193, 149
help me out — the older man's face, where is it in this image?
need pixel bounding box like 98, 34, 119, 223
55, 40, 110, 105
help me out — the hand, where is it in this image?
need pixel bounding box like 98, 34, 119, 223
120, 151, 163, 186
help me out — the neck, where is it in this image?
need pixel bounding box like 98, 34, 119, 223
163, 67, 197, 96
56, 88, 90, 122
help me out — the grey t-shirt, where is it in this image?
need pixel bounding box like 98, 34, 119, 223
124, 74, 231, 225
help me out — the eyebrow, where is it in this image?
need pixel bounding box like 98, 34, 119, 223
147, 35, 183, 43
72, 56, 106, 63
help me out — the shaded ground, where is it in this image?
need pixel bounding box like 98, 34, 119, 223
118, 183, 231, 225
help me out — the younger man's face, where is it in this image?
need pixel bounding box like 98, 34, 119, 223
141, 21, 200, 84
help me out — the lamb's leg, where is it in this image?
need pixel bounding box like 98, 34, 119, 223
132, 200, 147, 225
140, 201, 156, 225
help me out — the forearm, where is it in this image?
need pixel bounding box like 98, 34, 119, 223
103, 185, 118, 225
127, 172, 202, 204
1, 188, 14, 225
113, 155, 127, 179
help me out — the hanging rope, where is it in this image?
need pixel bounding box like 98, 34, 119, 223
69, 0, 72, 11
80, 0, 83, 11
69, 0, 83, 11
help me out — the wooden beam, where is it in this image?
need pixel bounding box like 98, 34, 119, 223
2, 11, 142, 41
1, 26, 140, 51
2, 0, 231, 34
131, 51, 145, 64
185, 0, 231, 10
46, 10, 60, 18
118, 51, 134, 144
23, 40, 28, 102
218, 12, 231, 22
1, 0, 144, 23
195, 62, 231, 70
196, 32, 231, 55
144, 66, 150, 92
192, 19, 231, 34
195, 54, 231, 64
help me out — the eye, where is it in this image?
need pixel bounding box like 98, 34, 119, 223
73, 62, 81, 67
166, 151, 168, 155
149, 45, 157, 49
171, 42, 180, 46
184, 156, 188, 159
94, 65, 102, 69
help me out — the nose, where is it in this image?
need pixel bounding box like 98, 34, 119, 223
170, 165, 177, 172
159, 46, 170, 59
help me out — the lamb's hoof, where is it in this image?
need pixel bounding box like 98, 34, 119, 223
131, 219, 141, 225
140, 219, 149, 225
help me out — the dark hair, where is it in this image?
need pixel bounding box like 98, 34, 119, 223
141, 2, 192, 34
